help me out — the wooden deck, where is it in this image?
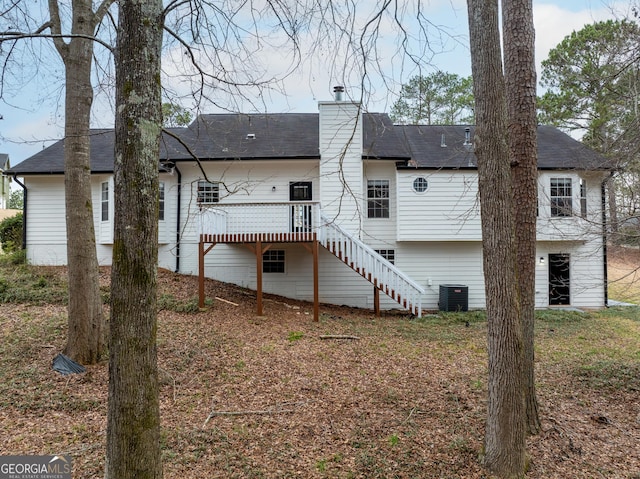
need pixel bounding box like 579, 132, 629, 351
196, 203, 424, 320
200, 232, 318, 244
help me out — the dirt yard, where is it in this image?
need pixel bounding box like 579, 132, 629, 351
0, 251, 639, 478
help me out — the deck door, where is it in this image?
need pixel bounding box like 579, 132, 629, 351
549, 253, 570, 305
289, 182, 312, 233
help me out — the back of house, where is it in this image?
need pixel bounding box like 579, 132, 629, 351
5, 91, 613, 313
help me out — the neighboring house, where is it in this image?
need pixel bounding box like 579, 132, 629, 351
0, 154, 10, 209
5, 91, 612, 316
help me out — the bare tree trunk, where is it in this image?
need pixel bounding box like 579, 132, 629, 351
105, 0, 163, 477
467, 0, 527, 476
503, 0, 541, 436
49, 0, 106, 364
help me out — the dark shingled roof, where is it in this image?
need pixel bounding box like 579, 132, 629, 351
397, 124, 613, 170
5, 114, 611, 175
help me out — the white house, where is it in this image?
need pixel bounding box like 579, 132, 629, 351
0, 154, 11, 209
5, 91, 612, 317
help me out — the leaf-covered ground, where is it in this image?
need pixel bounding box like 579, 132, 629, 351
0, 250, 639, 478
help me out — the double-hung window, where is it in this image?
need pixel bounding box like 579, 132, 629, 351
550, 178, 572, 217
367, 180, 390, 218
580, 179, 587, 218
263, 250, 285, 273
197, 180, 219, 204
101, 182, 109, 221
159, 182, 165, 221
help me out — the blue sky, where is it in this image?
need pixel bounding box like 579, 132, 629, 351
0, 0, 632, 168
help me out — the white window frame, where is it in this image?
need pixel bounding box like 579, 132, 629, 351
367, 179, 390, 218
101, 182, 109, 221
197, 180, 220, 204
159, 181, 165, 221
375, 249, 395, 265
263, 250, 285, 273
580, 178, 587, 219
550, 177, 572, 217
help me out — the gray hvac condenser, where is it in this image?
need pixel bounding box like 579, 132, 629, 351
439, 284, 469, 312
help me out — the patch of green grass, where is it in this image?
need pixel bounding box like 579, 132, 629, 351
157, 294, 201, 313
287, 331, 304, 342
0, 249, 26, 266
573, 360, 640, 392
0, 264, 69, 304
535, 308, 590, 323
598, 305, 640, 322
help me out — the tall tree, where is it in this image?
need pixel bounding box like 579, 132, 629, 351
162, 103, 193, 127
503, 0, 541, 435
539, 19, 640, 239
467, 0, 526, 477
105, 0, 163, 476
390, 71, 474, 124
1, 0, 115, 364
50, 0, 114, 364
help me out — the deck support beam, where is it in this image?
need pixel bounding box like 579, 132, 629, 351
244, 241, 272, 316
198, 239, 216, 308
301, 238, 320, 322
313, 239, 319, 322
256, 240, 263, 316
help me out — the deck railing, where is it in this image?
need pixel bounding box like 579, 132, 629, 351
197, 202, 321, 238
197, 202, 424, 316
318, 213, 424, 316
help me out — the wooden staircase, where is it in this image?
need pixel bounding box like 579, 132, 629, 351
318, 213, 424, 316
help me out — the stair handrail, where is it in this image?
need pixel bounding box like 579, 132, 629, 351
319, 212, 424, 316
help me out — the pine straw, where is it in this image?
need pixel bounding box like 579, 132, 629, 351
0, 257, 639, 478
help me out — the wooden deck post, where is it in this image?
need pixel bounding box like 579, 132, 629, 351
313, 239, 319, 322
198, 239, 216, 309
256, 240, 263, 316
198, 240, 205, 308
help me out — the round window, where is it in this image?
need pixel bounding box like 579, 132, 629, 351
413, 177, 428, 193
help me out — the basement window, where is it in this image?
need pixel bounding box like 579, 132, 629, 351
263, 250, 285, 273
375, 249, 395, 265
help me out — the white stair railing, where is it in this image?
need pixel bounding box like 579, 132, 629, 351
318, 213, 424, 316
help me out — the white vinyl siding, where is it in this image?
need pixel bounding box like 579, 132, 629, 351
175, 160, 321, 275
396, 170, 481, 241
363, 161, 397, 245
21, 160, 608, 311
158, 176, 175, 245
536, 172, 603, 241
318, 101, 362, 232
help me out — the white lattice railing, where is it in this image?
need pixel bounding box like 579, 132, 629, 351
196, 203, 424, 316
197, 202, 321, 237
318, 213, 424, 316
